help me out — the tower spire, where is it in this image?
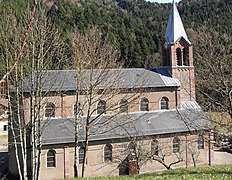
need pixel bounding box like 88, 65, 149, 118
165, 1, 190, 44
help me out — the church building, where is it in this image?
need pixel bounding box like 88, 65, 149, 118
9, 2, 212, 179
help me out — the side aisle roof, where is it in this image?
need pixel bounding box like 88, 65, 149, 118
41, 109, 212, 145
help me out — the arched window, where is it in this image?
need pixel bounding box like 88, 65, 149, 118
104, 144, 112, 162
176, 48, 182, 66
128, 142, 136, 153
183, 48, 189, 66
74, 102, 82, 116
173, 137, 180, 153
45, 103, 55, 118
119, 99, 128, 113
140, 98, 149, 111
79, 147, 85, 164
128, 142, 136, 161
97, 100, 106, 114
151, 140, 159, 156
47, 149, 56, 167
160, 97, 169, 110
162, 44, 171, 67
198, 135, 204, 149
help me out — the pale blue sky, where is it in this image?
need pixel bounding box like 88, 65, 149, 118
145, 0, 181, 3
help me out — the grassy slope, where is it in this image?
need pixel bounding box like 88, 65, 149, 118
75, 164, 232, 180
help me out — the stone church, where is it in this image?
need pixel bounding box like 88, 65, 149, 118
9, 2, 212, 179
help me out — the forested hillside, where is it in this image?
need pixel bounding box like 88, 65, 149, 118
0, 0, 231, 117
0, 0, 231, 67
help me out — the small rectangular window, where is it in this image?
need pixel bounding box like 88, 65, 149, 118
79, 148, 85, 164
198, 135, 204, 149
3, 125, 8, 131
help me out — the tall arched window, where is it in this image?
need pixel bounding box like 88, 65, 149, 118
45, 103, 55, 118
104, 144, 112, 162
198, 135, 204, 149
128, 142, 136, 161
176, 48, 182, 66
162, 46, 168, 66
183, 48, 189, 66
47, 149, 56, 167
162, 45, 171, 66
151, 140, 159, 156
97, 100, 106, 114
160, 97, 169, 110
140, 98, 149, 111
173, 137, 180, 153
79, 147, 85, 164
119, 99, 128, 113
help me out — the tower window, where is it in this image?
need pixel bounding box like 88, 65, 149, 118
97, 100, 106, 114
162, 45, 171, 66
47, 149, 56, 167
45, 103, 55, 118
167, 48, 171, 66
119, 99, 128, 113
151, 140, 159, 156
140, 98, 149, 111
176, 48, 182, 66
160, 97, 169, 110
104, 144, 112, 162
173, 137, 180, 153
183, 48, 189, 66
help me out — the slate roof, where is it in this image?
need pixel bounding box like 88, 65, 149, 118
18, 68, 180, 93
41, 109, 212, 145
165, 1, 191, 44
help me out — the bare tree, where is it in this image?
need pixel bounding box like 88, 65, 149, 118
0, 9, 28, 180
1, 3, 67, 180
116, 133, 209, 174
70, 27, 142, 177
194, 27, 232, 121
111, 107, 211, 174
0, 0, 37, 85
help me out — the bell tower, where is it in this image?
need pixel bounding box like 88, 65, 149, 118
162, 1, 195, 102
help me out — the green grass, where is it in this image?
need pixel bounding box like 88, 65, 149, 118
75, 164, 232, 180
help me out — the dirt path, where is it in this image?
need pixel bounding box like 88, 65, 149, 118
212, 150, 232, 165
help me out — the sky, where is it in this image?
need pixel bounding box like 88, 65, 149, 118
145, 0, 181, 3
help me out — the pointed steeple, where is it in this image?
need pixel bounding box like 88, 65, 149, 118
165, 1, 191, 44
